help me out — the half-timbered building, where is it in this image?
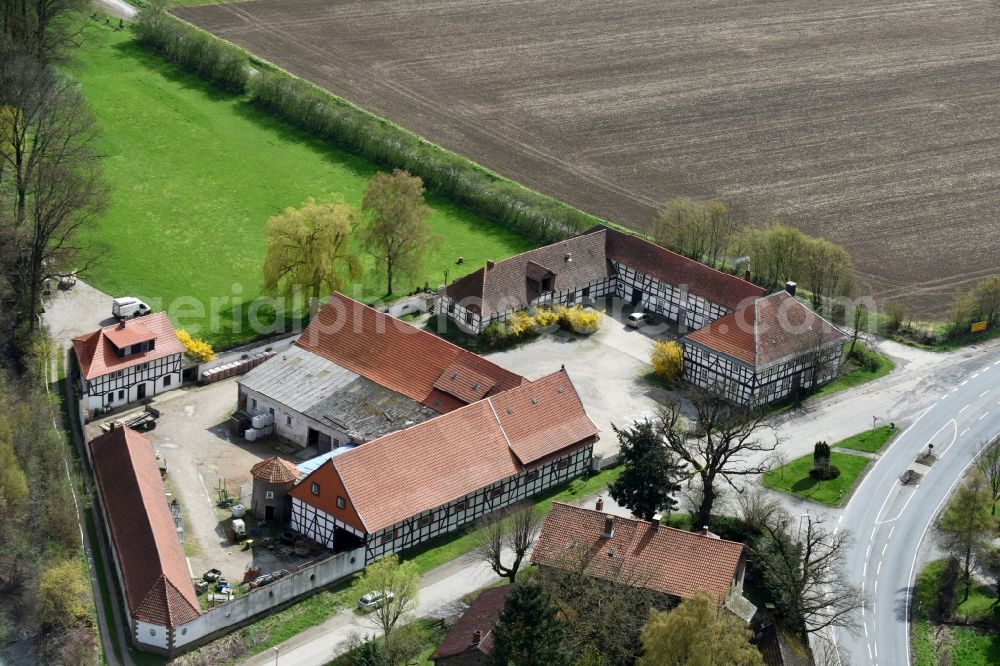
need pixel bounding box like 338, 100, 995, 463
287, 369, 599, 564
238, 293, 526, 449
439, 225, 765, 334
682, 290, 847, 405
72, 313, 184, 413
89, 426, 201, 656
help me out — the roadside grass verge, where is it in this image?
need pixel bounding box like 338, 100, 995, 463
912, 559, 1000, 665
813, 345, 896, 400
762, 452, 872, 507
72, 21, 534, 348
84, 509, 124, 665
326, 617, 448, 666
206, 466, 621, 663
833, 425, 899, 453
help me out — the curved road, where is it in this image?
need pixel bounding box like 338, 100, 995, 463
836, 350, 1000, 666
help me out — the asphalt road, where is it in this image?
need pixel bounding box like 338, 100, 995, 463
836, 351, 1000, 666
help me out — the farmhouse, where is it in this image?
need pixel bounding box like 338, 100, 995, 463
440, 225, 765, 334
72, 312, 184, 413
532, 502, 748, 607
682, 289, 847, 405
288, 368, 599, 564
89, 426, 200, 656
430, 584, 514, 665
238, 293, 526, 449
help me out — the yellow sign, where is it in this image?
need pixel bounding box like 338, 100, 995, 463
971, 321, 988, 333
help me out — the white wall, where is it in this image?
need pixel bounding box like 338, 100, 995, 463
134, 620, 170, 650
240, 386, 350, 449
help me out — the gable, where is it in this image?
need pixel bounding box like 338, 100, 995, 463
290, 459, 366, 534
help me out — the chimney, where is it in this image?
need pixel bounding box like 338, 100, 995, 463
785, 281, 797, 296
595, 497, 604, 512
472, 629, 482, 645
701, 525, 710, 536
565, 252, 573, 262
601, 515, 615, 540
744, 267, 752, 282
486, 260, 495, 270
651, 514, 662, 531
109, 422, 117, 431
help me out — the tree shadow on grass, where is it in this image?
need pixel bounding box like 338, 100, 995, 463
791, 477, 821, 493
109, 37, 237, 104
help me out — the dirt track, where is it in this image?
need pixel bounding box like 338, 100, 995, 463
175, 0, 1000, 316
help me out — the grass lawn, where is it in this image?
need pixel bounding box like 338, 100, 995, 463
912, 559, 1000, 665
812, 345, 896, 399
762, 451, 872, 507
833, 425, 899, 453
71, 20, 534, 348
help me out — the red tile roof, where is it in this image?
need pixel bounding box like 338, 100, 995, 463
90, 427, 200, 627
431, 584, 514, 660
596, 226, 766, 310
296, 294, 525, 412
250, 456, 298, 484
532, 503, 745, 603
432, 361, 497, 404
73, 313, 184, 381
684, 291, 847, 369
299, 369, 598, 534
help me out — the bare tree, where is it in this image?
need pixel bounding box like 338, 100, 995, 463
756, 513, 863, 636
656, 387, 778, 528
979, 440, 1000, 515
847, 303, 869, 356
477, 503, 541, 583
356, 554, 419, 643
0, 54, 105, 339
1, 0, 87, 62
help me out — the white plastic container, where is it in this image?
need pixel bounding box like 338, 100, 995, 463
231, 504, 246, 518
251, 414, 266, 429
245, 428, 258, 442
263, 425, 274, 436
264, 412, 274, 426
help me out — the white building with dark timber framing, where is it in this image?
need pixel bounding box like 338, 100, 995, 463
439, 225, 766, 334
72, 313, 184, 414
682, 290, 847, 405
286, 368, 599, 564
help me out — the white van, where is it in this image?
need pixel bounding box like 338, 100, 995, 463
112, 296, 151, 320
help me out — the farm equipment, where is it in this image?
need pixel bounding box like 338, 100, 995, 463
202, 568, 222, 583
231, 519, 247, 543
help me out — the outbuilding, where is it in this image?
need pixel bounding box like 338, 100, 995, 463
249, 456, 299, 523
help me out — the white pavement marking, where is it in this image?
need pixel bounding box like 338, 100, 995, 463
873, 579, 878, 595
972, 373, 980, 379
981, 390, 990, 398
979, 411, 990, 421
881, 543, 888, 557
863, 561, 867, 576
880, 487, 918, 523
961, 427, 970, 437
887, 525, 895, 541
959, 404, 969, 413
877, 560, 882, 574
961, 380, 968, 386
867, 644, 873, 660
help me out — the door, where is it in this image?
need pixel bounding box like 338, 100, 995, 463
265, 505, 275, 521
630, 288, 643, 307
136, 383, 147, 400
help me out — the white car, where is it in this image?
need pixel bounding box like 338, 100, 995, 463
112, 296, 151, 320
358, 590, 395, 611
627, 311, 651, 328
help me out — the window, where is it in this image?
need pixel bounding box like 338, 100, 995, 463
556, 458, 571, 470
452, 500, 466, 513
418, 514, 432, 527
266, 491, 274, 499
465, 311, 473, 325
251, 398, 257, 410
336, 496, 346, 510
447, 301, 455, 314
490, 487, 502, 499
118, 390, 125, 400
269, 407, 275, 416
524, 470, 539, 483
140, 362, 149, 371
113, 370, 124, 379
286, 415, 292, 426
311, 482, 320, 496
106, 391, 114, 403
163, 375, 172, 387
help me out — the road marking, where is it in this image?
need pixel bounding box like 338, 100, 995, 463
877, 560, 882, 575
961, 427, 970, 437
887, 525, 895, 541
959, 404, 969, 414
961, 380, 968, 386
873, 579, 878, 595
867, 643, 872, 659
979, 411, 990, 421
981, 390, 990, 398
863, 561, 867, 577
972, 373, 980, 380
881, 543, 888, 557
864, 624, 869, 638
880, 486, 918, 523
994, 359, 1000, 366
866, 545, 872, 559
952, 387, 959, 392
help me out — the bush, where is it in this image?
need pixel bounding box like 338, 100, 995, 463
556, 305, 601, 335
133, 8, 250, 93
37, 560, 89, 629
177, 329, 216, 362
810, 441, 840, 479
650, 340, 683, 380
884, 301, 908, 333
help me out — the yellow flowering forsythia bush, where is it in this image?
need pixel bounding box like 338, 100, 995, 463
556, 305, 602, 335
651, 340, 684, 380
177, 329, 216, 362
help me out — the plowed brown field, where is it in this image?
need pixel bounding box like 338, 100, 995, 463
176, 0, 1000, 316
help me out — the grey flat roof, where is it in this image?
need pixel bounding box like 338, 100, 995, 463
304, 376, 435, 441
239, 346, 358, 414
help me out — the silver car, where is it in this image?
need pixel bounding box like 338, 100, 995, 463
358, 590, 395, 611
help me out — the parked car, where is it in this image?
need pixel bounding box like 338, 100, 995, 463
112, 296, 151, 320
627, 311, 652, 328
358, 590, 395, 611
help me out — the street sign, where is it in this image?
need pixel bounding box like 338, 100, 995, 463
971, 320, 988, 333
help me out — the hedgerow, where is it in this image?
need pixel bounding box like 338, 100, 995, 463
132, 9, 249, 93
131, 8, 605, 244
